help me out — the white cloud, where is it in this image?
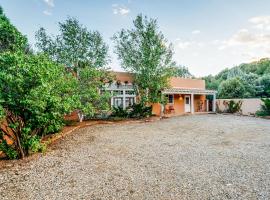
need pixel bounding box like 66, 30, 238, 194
43, 0, 54, 8
219, 29, 270, 50
175, 38, 204, 49
249, 15, 270, 30
112, 4, 130, 16
43, 10, 52, 16
192, 30, 201, 34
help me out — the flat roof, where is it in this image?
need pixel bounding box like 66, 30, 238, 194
163, 87, 217, 95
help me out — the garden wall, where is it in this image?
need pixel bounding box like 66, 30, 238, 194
217, 98, 263, 115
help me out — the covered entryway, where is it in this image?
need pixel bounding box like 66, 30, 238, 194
162, 88, 217, 115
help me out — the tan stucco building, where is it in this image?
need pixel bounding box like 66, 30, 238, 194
107, 72, 217, 116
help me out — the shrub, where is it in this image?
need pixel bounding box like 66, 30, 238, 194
110, 103, 152, 119
110, 107, 129, 118
256, 98, 270, 116
0, 52, 78, 159
226, 100, 242, 113
129, 103, 152, 118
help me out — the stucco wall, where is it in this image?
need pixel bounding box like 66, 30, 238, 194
217, 98, 263, 115
152, 94, 206, 116
111, 72, 206, 89
169, 77, 205, 89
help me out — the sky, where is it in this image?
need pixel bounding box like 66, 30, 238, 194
1, 0, 270, 77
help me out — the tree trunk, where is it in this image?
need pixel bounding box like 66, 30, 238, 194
78, 112, 84, 122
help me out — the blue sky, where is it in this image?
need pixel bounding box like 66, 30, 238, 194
1, 0, 270, 76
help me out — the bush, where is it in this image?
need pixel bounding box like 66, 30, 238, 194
129, 103, 152, 118
226, 100, 242, 113
256, 98, 270, 116
0, 52, 78, 159
110, 103, 152, 119
110, 107, 129, 118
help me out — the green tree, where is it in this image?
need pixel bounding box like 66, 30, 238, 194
113, 14, 175, 104
0, 52, 78, 159
218, 77, 246, 99
257, 74, 270, 97
172, 65, 193, 78
76, 67, 112, 122
36, 17, 111, 121
0, 6, 28, 52
35, 17, 109, 71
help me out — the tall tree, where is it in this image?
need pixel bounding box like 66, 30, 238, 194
0, 6, 28, 53
35, 17, 112, 121
35, 17, 109, 71
113, 14, 175, 104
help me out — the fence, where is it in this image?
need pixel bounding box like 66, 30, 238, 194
217, 98, 263, 115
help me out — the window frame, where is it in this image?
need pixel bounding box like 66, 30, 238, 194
166, 94, 174, 104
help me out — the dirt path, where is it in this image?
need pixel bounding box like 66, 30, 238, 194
0, 114, 270, 199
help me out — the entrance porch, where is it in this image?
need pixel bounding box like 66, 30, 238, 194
152, 88, 217, 117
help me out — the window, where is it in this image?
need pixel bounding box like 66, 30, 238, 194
125, 97, 135, 108
125, 90, 135, 95
166, 94, 174, 104
113, 97, 123, 108
185, 97, 190, 104
113, 90, 123, 95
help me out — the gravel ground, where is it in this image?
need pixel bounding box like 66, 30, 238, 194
0, 114, 270, 200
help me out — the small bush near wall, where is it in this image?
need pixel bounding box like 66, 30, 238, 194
111, 107, 130, 118
256, 98, 270, 117
227, 100, 242, 113
110, 103, 152, 119
129, 103, 152, 118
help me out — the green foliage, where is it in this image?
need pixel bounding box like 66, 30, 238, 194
110, 103, 152, 119
0, 137, 18, 159
256, 98, 270, 116
204, 58, 270, 98
218, 78, 246, 99
111, 107, 129, 118
129, 103, 152, 118
0, 52, 79, 159
172, 65, 193, 78
35, 17, 109, 70
36, 17, 111, 121
0, 6, 28, 53
77, 67, 112, 120
227, 100, 242, 113
113, 14, 174, 104
256, 74, 270, 97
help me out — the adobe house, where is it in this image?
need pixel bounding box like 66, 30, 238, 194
106, 72, 217, 116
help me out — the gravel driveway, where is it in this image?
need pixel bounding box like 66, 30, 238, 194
0, 114, 270, 200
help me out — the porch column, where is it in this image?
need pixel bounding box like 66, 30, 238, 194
206, 100, 209, 112
123, 89, 126, 109
191, 93, 194, 114
213, 93, 216, 112
110, 91, 114, 108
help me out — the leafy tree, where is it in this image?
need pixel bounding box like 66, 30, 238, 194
172, 65, 193, 78
256, 74, 270, 97
203, 75, 220, 90
35, 17, 109, 71
218, 77, 246, 99
0, 52, 78, 159
0, 6, 28, 52
113, 14, 175, 104
36, 17, 111, 121
76, 67, 112, 122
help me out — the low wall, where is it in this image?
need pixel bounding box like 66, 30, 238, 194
217, 98, 263, 115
